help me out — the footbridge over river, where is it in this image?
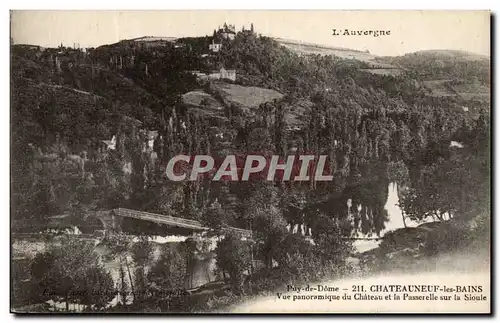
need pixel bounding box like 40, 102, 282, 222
50, 208, 252, 238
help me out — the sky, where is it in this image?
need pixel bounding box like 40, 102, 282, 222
10, 10, 490, 56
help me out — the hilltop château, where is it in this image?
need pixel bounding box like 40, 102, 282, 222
218, 23, 236, 41
208, 23, 256, 53
209, 23, 235, 53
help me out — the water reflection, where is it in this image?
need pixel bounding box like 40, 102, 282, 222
353, 182, 424, 253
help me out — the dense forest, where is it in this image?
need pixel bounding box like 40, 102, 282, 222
11, 28, 490, 311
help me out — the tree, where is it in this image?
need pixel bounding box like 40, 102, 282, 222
102, 233, 135, 303
76, 265, 115, 310
239, 182, 288, 269
274, 233, 319, 282
147, 243, 188, 310
215, 234, 252, 294
29, 238, 115, 311
400, 151, 489, 222
131, 236, 154, 305
200, 199, 226, 231
147, 244, 187, 291
247, 127, 274, 153
252, 206, 288, 270
281, 188, 306, 230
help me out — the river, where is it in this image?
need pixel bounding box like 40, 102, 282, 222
225, 181, 490, 313
13, 183, 458, 312
352, 182, 425, 253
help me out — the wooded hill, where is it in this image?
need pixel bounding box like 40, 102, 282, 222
11, 30, 490, 246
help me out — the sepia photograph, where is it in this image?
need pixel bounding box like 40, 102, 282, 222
9, 10, 491, 314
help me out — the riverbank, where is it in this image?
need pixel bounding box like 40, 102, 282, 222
218, 213, 490, 313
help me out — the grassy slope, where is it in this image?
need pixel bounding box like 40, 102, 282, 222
213, 83, 284, 109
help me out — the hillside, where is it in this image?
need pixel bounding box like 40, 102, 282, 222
275, 38, 403, 77
276, 42, 490, 104
276, 38, 376, 59
11, 29, 490, 226
213, 83, 283, 109
10, 25, 491, 313
404, 49, 489, 62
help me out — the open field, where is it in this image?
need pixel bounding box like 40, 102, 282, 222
213, 83, 284, 109
275, 38, 400, 70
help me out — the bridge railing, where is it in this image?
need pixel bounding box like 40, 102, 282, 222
115, 208, 207, 230
113, 208, 253, 237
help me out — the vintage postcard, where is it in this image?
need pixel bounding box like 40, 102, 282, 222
10, 10, 491, 314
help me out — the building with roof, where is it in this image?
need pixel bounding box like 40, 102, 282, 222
209, 40, 222, 53
220, 67, 236, 81
190, 67, 236, 82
